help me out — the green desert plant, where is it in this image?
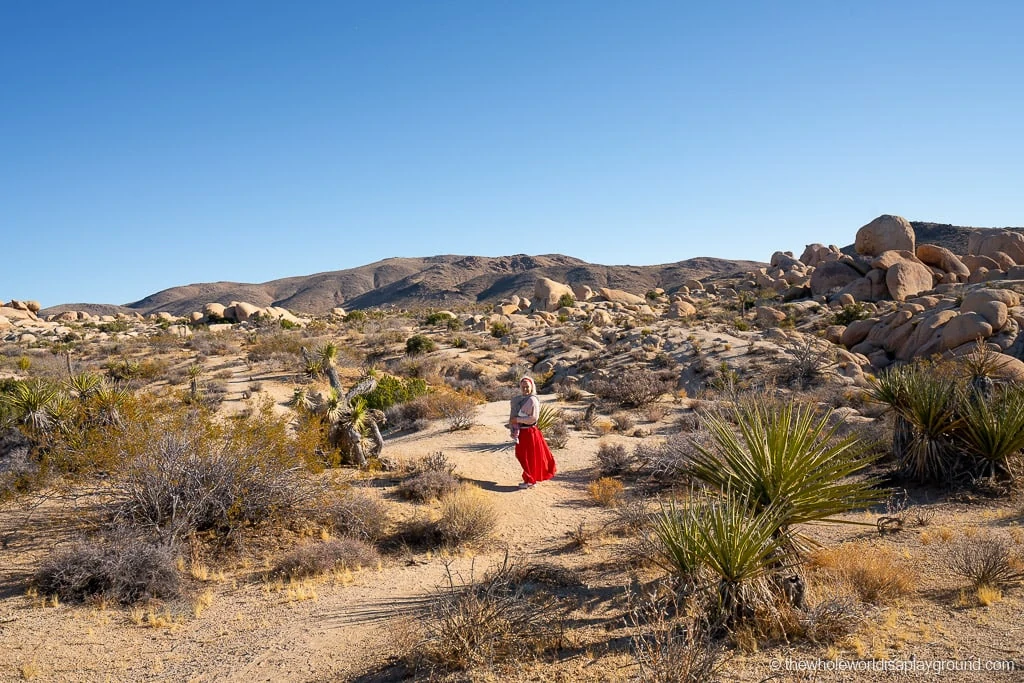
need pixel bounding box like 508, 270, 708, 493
870, 365, 962, 483
654, 494, 790, 626
957, 384, 1024, 482
688, 399, 883, 551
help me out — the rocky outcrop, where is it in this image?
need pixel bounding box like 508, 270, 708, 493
855, 215, 916, 257
534, 277, 577, 312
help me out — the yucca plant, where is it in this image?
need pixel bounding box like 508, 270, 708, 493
867, 364, 915, 459
653, 494, 790, 626
1, 379, 63, 435
893, 369, 962, 483
688, 398, 883, 552
65, 372, 103, 401
958, 384, 1024, 482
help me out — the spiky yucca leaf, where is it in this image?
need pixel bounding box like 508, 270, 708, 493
66, 372, 103, 400
896, 369, 962, 482
2, 379, 62, 433
536, 405, 563, 433
653, 493, 790, 623
958, 385, 1024, 481
688, 399, 882, 549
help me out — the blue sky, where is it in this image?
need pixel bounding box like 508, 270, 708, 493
3, 1, 1022, 308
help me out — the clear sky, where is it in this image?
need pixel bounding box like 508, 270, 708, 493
3, 1, 1023, 308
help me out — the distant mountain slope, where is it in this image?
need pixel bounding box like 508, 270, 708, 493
911, 221, 1024, 254
64, 254, 764, 316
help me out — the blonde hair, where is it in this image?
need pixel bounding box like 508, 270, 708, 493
518, 376, 537, 395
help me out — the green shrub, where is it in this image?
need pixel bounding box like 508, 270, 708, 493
490, 321, 512, 338
362, 374, 428, 412
557, 293, 576, 308
406, 334, 437, 355
832, 302, 871, 326
424, 311, 455, 326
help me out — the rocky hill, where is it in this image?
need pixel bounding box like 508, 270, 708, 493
45, 254, 763, 317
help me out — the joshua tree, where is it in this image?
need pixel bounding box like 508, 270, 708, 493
295, 345, 385, 466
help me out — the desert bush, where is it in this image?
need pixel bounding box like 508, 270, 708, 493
245, 331, 306, 362
407, 555, 567, 672
612, 411, 636, 432
113, 410, 319, 545
799, 593, 864, 644
589, 368, 672, 408
437, 393, 478, 431
34, 534, 180, 605
362, 373, 428, 412
271, 538, 380, 579
186, 331, 236, 357
629, 594, 724, 683
436, 485, 498, 547
418, 450, 455, 474
776, 337, 834, 390
596, 441, 633, 475
555, 381, 584, 402
423, 311, 456, 326
489, 320, 512, 338
948, 534, 1024, 589
397, 470, 460, 502
320, 488, 389, 542
405, 334, 437, 356
542, 419, 569, 449
832, 302, 871, 326
587, 477, 624, 507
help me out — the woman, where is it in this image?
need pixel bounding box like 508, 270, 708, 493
509, 376, 557, 488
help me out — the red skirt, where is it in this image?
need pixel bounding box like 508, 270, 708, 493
514, 426, 557, 484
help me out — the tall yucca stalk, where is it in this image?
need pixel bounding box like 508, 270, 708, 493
958, 384, 1024, 482
688, 399, 883, 551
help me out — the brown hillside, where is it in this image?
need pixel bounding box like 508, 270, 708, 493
65, 254, 764, 316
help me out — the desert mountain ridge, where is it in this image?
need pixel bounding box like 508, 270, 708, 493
38, 220, 1024, 318
42, 253, 765, 317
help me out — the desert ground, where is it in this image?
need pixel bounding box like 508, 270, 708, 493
3, 218, 1024, 682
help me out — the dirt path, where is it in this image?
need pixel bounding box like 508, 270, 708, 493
0, 398, 616, 682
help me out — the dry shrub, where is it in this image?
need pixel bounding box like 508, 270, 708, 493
799, 578, 865, 644
436, 485, 498, 547
406, 556, 568, 672
319, 488, 388, 542
587, 477, 624, 507
644, 404, 669, 423
271, 538, 379, 579
629, 593, 724, 683
590, 368, 673, 408
808, 544, 918, 604
555, 381, 584, 402
397, 470, 460, 502
948, 533, 1024, 589
34, 534, 180, 605
417, 450, 455, 474
612, 411, 636, 432
596, 441, 633, 475
113, 405, 320, 545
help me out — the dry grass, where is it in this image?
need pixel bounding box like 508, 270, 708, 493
809, 543, 918, 605
271, 538, 380, 580
436, 485, 498, 548
587, 477, 624, 507
396, 470, 460, 503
